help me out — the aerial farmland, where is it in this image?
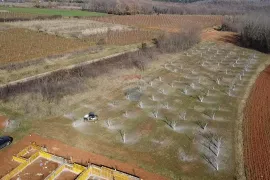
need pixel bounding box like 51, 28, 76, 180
0, 1, 269, 180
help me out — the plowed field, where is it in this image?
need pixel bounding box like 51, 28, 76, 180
0, 28, 89, 64
90, 15, 222, 33
244, 65, 270, 180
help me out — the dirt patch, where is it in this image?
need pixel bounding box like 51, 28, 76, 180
244, 65, 270, 180
201, 28, 238, 43
122, 74, 142, 81
55, 169, 78, 180
11, 157, 59, 180
0, 115, 8, 130
0, 134, 166, 180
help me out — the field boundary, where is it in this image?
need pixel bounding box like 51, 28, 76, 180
236, 55, 270, 180
0, 47, 138, 90
0, 46, 100, 70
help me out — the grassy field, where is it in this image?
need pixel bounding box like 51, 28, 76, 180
1, 40, 267, 179
0, 6, 107, 17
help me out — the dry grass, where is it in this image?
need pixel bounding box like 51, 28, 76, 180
7, 19, 130, 38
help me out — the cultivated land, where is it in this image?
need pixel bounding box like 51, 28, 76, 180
0, 7, 107, 17
0, 27, 90, 64
1, 11, 269, 180
244, 64, 270, 180
1, 36, 269, 179
90, 15, 222, 33
6, 19, 160, 45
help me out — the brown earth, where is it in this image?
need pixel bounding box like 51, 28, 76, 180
0, 115, 8, 130
55, 170, 78, 180
11, 157, 59, 180
90, 15, 222, 33
244, 65, 270, 180
0, 133, 166, 180
0, 28, 90, 64
201, 28, 238, 43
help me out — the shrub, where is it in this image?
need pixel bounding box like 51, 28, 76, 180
154, 28, 201, 53
223, 12, 270, 53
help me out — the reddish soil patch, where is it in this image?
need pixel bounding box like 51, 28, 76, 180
201, 29, 238, 43
244, 65, 270, 180
56, 169, 78, 180
11, 157, 59, 180
0, 134, 166, 180
21, 148, 38, 159
91, 15, 222, 33
0, 115, 8, 129
122, 74, 142, 81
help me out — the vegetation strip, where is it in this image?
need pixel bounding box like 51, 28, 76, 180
0, 6, 107, 17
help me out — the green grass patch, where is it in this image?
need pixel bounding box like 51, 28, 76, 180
0, 6, 107, 17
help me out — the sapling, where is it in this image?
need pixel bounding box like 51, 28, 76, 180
171, 120, 177, 130
198, 77, 201, 84
159, 88, 166, 95
106, 119, 112, 128
203, 123, 208, 131
227, 89, 232, 96
179, 111, 187, 120
197, 95, 204, 102
119, 130, 126, 143
151, 95, 156, 101
126, 94, 130, 100
182, 87, 188, 95
124, 111, 128, 118
211, 111, 216, 120
163, 102, 169, 109
206, 89, 210, 96
232, 84, 236, 91
138, 101, 143, 108
216, 137, 222, 157
190, 83, 195, 89
153, 110, 158, 119
216, 77, 221, 85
